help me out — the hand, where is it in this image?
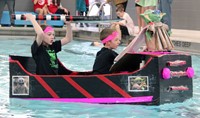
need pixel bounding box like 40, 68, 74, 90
63, 17, 71, 26
24, 14, 35, 21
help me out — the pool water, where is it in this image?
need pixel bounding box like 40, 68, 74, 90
0, 36, 200, 118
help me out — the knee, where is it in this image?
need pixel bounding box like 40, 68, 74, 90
38, 9, 44, 14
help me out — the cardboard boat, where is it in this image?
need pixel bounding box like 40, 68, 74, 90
9, 51, 194, 105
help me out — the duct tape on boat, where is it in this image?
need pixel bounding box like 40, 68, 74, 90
168, 86, 189, 91
162, 67, 194, 79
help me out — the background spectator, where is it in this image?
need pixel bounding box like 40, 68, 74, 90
158, 0, 173, 34
135, 0, 157, 32
135, 0, 145, 33
0, 0, 15, 27
85, 0, 89, 16
112, 4, 135, 40
47, 0, 70, 15
32, 0, 48, 25
144, 0, 157, 10
76, 0, 88, 27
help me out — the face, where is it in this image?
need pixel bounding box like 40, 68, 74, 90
116, 11, 123, 18
43, 31, 55, 45
108, 35, 120, 49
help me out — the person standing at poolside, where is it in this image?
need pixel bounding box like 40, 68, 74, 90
0, 0, 15, 26
76, 0, 89, 27
25, 14, 72, 75
135, 0, 145, 33
135, 0, 157, 33
158, 0, 173, 34
93, 28, 120, 74
135, 0, 158, 12
145, 0, 157, 10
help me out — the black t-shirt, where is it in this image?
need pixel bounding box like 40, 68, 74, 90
31, 40, 61, 75
93, 47, 118, 74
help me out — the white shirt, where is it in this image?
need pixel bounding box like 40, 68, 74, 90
119, 12, 135, 36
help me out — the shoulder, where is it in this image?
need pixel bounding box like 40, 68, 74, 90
124, 12, 130, 17
97, 47, 108, 55
32, 40, 40, 49
124, 13, 132, 20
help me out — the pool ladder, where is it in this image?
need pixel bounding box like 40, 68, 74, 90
87, 2, 112, 31
88, 1, 112, 19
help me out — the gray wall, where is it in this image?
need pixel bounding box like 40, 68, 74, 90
4, 0, 200, 30
172, 0, 200, 30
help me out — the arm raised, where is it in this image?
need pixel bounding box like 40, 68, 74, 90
60, 22, 73, 46
24, 14, 44, 46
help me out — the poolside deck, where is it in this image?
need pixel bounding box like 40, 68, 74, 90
0, 25, 200, 54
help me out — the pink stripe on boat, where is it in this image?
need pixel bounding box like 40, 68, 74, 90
26, 96, 153, 103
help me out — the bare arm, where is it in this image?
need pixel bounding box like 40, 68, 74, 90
60, 22, 73, 46
113, 21, 125, 26
24, 14, 44, 46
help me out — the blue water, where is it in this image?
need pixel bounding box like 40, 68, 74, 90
0, 36, 200, 118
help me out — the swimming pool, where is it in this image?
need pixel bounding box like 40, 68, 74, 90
0, 36, 200, 118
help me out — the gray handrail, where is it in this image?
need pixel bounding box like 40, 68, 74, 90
96, 2, 107, 16
87, 2, 101, 16
88, 1, 112, 19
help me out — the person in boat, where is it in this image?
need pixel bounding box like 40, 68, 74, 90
25, 14, 72, 75
92, 28, 121, 74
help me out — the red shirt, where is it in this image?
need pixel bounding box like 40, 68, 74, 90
47, 4, 58, 14
32, 0, 47, 12
47, 0, 58, 14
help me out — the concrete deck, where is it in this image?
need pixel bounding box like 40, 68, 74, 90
0, 25, 200, 54
170, 29, 200, 54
